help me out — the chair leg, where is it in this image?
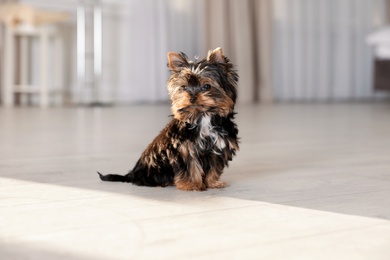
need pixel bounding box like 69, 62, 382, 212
20, 35, 29, 105
54, 32, 63, 105
39, 27, 49, 108
2, 26, 15, 107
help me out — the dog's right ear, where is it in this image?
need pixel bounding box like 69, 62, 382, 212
207, 47, 226, 64
167, 52, 188, 72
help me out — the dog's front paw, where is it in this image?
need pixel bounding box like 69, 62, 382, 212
206, 180, 226, 189
176, 182, 206, 191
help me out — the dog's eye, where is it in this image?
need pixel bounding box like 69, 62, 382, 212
181, 85, 187, 90
202, 84, 211, 91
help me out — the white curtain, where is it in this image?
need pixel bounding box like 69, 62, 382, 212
8, 0, 390, 104
118, 0, 273, 104
122, 0, 390, 103
272, 0, 390, 101
116, 0, 206, 103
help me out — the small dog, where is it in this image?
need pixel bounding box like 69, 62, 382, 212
98, 47, 239, 191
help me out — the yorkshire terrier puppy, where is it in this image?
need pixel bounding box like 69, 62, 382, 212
98, 47, 239, 191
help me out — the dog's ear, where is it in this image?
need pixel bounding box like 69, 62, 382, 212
207, 47, 226, 63
167, 52, 189, 72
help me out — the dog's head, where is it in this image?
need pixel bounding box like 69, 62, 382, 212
167, 48, 238, 123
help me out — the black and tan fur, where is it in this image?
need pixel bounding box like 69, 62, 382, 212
98, 47, 239, 191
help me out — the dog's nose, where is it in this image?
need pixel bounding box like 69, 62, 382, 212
190, 97, 196, 103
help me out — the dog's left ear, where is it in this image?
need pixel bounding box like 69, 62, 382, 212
207, 47, 226, 63
167, 52, 189, 72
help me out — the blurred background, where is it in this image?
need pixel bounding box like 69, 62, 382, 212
2, 2, 390, 258
0, 0, 390, 106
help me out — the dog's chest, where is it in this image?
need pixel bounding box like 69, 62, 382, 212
197, 115, 226, 152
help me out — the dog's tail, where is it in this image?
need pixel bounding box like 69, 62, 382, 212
97, 171, 133, 183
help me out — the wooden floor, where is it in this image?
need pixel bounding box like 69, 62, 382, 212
1, 103, 390, 259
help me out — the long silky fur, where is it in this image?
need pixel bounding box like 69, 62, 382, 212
98, 48, 239, 191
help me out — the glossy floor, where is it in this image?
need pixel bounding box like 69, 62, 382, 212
1, 103, 390, 259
